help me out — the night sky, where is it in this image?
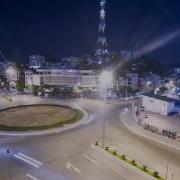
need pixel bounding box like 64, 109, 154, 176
0, 0, 180, 63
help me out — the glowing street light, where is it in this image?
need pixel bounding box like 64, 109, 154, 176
99, 70, 113, 148
6, 67, 16, 77
6, 66, 16, 101
100, 70, 113, 103
100, 70, 113, 89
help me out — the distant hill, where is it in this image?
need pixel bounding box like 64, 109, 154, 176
121, 56, 164, 76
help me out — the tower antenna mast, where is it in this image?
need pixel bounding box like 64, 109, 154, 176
95, 0, 109, 65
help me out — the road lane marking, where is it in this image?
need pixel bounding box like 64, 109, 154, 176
82, 154, 98, 165
26, 173, 39, 180
14, 154, 40, 168
18, 153, 43, 166
66, 162, 81, 174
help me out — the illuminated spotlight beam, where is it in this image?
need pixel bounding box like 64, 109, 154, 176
131, 19, 163, 51
134, 29, 180, 58
112, 29, 180, 74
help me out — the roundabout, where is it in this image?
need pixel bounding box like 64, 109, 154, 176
0, 104, 84, 132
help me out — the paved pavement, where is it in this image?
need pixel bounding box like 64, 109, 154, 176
142, 111, 180, 134
0, 95, 180, 180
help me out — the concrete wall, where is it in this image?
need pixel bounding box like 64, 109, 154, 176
142, 95, 175, 115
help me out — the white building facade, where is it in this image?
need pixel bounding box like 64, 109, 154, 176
142, 94, 175, 116
25, 69, 99, 90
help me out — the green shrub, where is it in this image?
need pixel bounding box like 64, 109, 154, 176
122, 155, 126, 160
132, 160, 136, 165
143, 165, 147, 171
153, 171, 159, 178
105, 147, 109, 151
95, 142, 99, 146
113, 150, 117, 156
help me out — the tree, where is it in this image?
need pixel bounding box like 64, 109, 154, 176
32, 86, 39, 96
15, 80, 25, 91
0, 74, 7, 88
61, 87, 74, 98
51, 86, 61, 96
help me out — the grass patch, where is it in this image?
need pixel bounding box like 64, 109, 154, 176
0, 104, 84, 132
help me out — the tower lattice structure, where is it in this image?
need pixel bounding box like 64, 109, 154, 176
95, 0, 109, 65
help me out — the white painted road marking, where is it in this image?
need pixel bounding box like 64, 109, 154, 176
82, 154, 98, 165
14, 154, 40, 168
26, 173, 39, 180
13, 153, 43, 168
18, 153, 43, 166
66, 162, 81, 174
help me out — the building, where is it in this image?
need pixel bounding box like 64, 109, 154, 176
126, 73, 139, 90
25, 69, 99, 90
142, 94, 175, 116
116, 72, 139, 90
29, 55, 46, 69
46, 62, 63, 69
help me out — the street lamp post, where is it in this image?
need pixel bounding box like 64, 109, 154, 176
165, 132, 173, 180
6, 67, 15, 102
100, 70, 113, 148
165, 138, 170, 180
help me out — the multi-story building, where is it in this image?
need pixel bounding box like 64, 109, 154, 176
29, 55, 46, 69
25, 69, 99, 90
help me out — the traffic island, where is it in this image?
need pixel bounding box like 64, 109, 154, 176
95, 142, 165, 180
0, 104, 83, 132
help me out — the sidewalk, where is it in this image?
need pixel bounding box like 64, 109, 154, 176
143, 112, 180, 134
120, 110, 180, 151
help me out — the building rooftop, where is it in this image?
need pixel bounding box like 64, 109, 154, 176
143, 94, 177, 103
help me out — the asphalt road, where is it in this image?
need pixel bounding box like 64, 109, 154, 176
0, 96, 180, 180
